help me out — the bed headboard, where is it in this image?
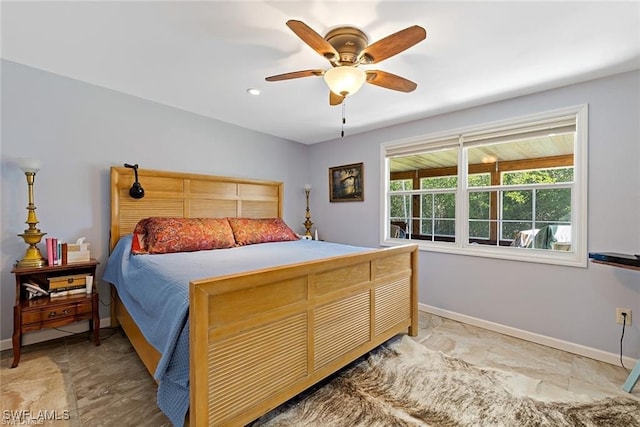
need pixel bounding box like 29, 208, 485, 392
110, 167, 284, 251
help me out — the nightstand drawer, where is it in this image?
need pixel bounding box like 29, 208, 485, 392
76, 301, 92, 315
41, 305, 78, 321
21, 298, 93, 331
21, 305, 78, 332
22, 311, 42, 325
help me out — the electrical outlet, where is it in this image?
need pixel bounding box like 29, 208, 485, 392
616, 308, 632, 325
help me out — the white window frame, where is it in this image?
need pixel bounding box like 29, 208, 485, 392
380, 105, 588, 267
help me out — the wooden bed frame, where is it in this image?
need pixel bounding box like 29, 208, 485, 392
108, 166, 418, 426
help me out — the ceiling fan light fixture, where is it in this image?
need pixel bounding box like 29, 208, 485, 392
324, 66, 366, 97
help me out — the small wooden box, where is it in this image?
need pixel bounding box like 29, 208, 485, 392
48, 274, 87, 290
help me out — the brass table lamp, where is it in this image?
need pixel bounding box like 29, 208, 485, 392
16, 158, 46, 268
303, 184, 313, 238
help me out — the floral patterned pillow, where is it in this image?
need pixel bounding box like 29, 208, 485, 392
131, 217, 236, 254
227, 218, 299, 246
131, 217, 152, 254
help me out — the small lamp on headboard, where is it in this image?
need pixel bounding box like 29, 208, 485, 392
124, 163, 145, 199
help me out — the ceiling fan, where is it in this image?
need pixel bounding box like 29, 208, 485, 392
265, 20, 427, 106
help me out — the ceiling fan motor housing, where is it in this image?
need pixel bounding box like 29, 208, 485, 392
324, 27, 368, 65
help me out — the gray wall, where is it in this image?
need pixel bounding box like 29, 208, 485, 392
1, 60, 309, 341
308, 69, 640, 359
2, 59, 639, 361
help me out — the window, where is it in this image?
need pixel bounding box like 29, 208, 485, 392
382, 106, 587, 267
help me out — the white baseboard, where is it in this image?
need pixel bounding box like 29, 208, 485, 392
419, 304, 638, 367
0, 317, 111, 352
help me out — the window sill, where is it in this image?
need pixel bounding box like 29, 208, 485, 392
381, 238, 587, 267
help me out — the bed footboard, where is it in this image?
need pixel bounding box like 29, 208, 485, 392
189, 243, 418, 426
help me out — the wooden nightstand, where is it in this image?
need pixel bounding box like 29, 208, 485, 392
11, 259, 100, 368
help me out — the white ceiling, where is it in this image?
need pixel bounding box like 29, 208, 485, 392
2, 1, 639, 145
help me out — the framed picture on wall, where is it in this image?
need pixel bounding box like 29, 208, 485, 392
329, 162, 364, 202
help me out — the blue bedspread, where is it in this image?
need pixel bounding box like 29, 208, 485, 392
103, 235, 371, 426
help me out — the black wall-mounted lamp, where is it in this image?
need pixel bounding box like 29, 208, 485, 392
124, 163, 145, 199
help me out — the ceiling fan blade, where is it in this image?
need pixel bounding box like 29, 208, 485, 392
286, 20, 339, 63
358, 25, 426, 64
265, 69, 324, 82
365, 70, 418, 92
329, 91, 344, 106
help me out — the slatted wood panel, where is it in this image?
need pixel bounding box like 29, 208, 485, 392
239, 183, 279, 199
208, 314, 308, 425
372, 253, 413, 336
187, 199, 237, 218
188, 180, 238, 198
118, 198, 184, 236
375, 277, 411, 336
240, 200, 279, 218
313, 292, 370, 369
110, 167, 283, 251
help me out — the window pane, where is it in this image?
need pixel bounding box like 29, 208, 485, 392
469, 191, 490, 220
503, 167, 573, 185
469, 191, 491, 240
420, 194, 435, 238
502, 190, 533, 245
503, 221, 533, 242
422, 176, 456, 189
390, 194, 411, 220
421, 219, 432, 236
390, 179, 413, 191
535, 188, 571, 223
434, 193, 455, 238
469, 220, 490, 239
468, 172, 490, 187
389, 188, 411, 239
435, 219, 455, 236
502, 188, 572, 250
418, 192, 455, 239
502, 190, 533, 220
468, 133, 574, 176
421, 194, 433, 218
434, 193, 455, 219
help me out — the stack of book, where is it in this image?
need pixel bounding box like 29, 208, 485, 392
48, 274, 87, 298
45, 237, 91, 266
45, 237, 67, 266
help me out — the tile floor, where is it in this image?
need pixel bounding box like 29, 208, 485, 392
1, 312, 637, 426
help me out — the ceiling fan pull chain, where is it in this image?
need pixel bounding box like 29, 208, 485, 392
341, 102, 346, 138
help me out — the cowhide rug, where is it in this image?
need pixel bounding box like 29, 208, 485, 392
253, 336, 640, 426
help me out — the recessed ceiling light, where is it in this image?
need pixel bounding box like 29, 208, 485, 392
247, 88, 261, 96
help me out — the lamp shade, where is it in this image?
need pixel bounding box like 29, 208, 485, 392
323, 66, 366, 97
17, 158, 42, 173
